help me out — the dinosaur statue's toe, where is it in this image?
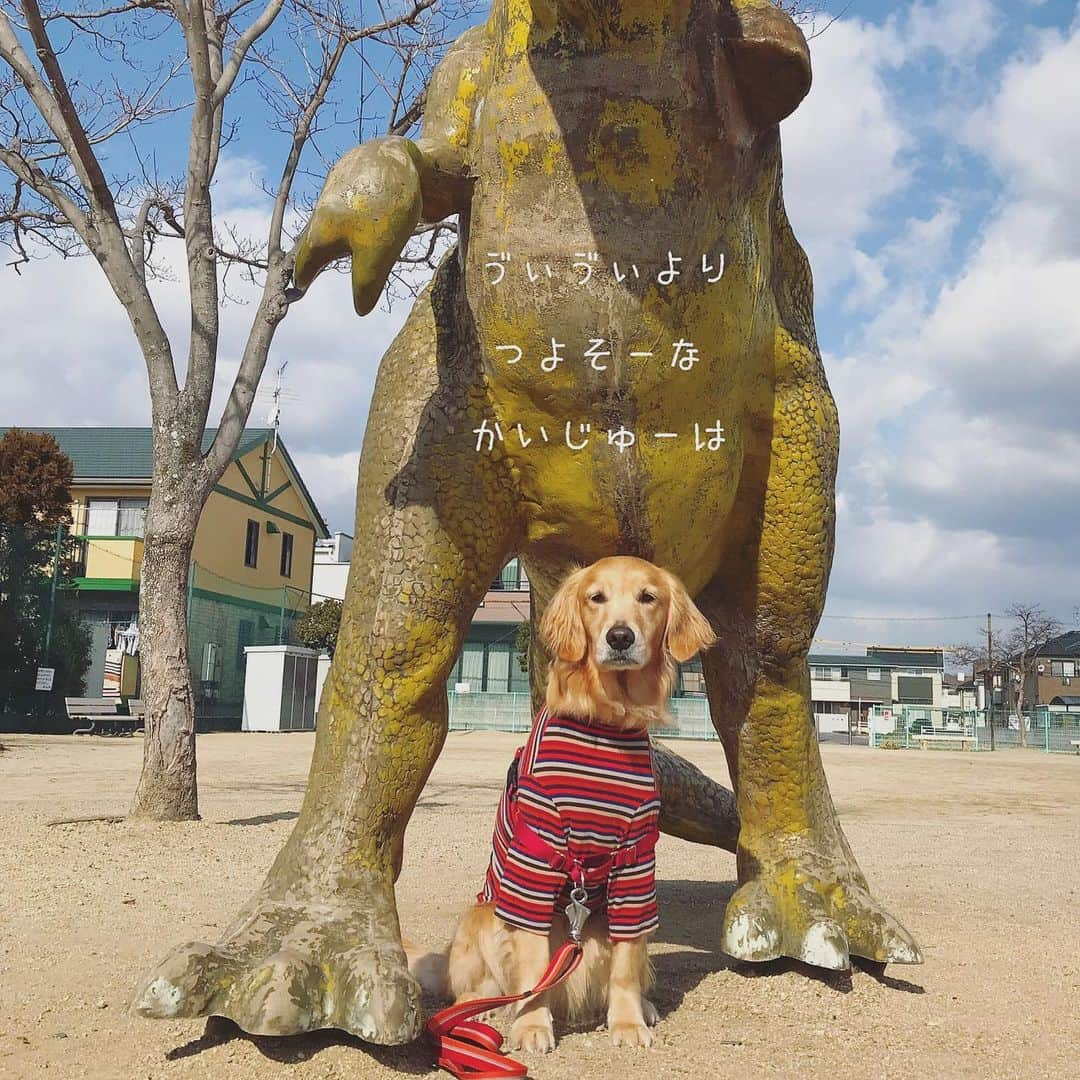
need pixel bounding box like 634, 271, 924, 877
721, 850, 922, 971
132, 887, 422, 1043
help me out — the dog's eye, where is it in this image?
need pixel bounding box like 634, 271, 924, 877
589, 592, 606, 604
639, 591, 656, 604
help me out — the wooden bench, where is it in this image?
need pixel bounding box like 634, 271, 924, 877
66, 698, 138, 736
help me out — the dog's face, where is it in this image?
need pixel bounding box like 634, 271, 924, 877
540, 556, 715, 671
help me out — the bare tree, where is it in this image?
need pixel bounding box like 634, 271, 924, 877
1001, 602, 1061, 748
779, 0, 852, 38
0, 0, 472, 819
954, 604, 1063, 749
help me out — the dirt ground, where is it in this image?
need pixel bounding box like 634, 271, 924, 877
1, 732, 1077, 1080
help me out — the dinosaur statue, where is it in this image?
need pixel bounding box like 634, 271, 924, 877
133, 0, 921, 1044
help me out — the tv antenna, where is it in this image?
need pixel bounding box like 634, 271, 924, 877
266, 359, 289, 452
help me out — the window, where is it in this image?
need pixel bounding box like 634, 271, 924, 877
492, 558, 527, 591
244, 519, 260, 568
280, 532, 294, 577
458, 641, 485, 688
867, 668, 881, 681
486, 642, 511, 691
1051, 661, 1076, 678
85, 497, 148, 537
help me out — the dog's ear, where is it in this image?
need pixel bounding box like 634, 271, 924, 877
540, 566, 589, 663
723, 1, 812, 128
662, 571, 717, 663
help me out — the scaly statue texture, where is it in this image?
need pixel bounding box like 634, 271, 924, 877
133, 0, 922, 1044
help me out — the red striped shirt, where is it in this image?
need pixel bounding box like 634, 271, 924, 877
478, 708, 660, 941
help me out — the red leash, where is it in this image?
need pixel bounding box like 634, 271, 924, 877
426, 940, 583, 1079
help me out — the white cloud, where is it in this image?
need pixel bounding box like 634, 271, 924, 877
824, 18, 1080, 628
904, 0, 1001, 62
781, 18, 912, 296
965, 26, 1080, 222
288, 449, 362, 532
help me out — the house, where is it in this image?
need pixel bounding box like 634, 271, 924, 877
1023, 630, 1080, 712
942, 671, 980, 712
313, 532, 354, 601
973, 630, 1080, 716
449, 556, 532, 695
4, 427, 328, 719
809, 647, 946, 730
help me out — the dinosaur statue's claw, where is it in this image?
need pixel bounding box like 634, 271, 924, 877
131, 885, 422, 1043
721, 850, 922, 971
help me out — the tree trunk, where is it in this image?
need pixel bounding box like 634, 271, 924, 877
129, 484, 201, 821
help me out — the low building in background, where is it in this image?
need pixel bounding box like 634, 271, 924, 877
1026, 630, 1080, 711
809, 647, 946, 732
313, 531, 354, 601
3, 427, 328, 723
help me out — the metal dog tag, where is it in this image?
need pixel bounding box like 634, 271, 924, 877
564, 887, 591, 943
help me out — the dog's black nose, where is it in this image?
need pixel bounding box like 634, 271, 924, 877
606, 625, 635, 651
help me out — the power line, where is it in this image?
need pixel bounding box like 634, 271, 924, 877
821, 613, 988, 622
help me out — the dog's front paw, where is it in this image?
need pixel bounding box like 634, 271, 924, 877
509, 1016, 555, 1053
610, 1020, 654, 1048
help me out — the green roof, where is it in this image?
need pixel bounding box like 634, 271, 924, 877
0, 426, 272, 479
0, 426, 327, 537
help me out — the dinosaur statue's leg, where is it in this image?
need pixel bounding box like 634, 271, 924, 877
697, 331, 922, 971
522, 558, 740, 853
132, 251, 522, 1042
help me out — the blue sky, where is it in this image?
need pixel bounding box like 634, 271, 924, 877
2, 0, 1079, 654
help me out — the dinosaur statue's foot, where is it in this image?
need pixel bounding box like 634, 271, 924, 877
721, 841, 922, 971
131, 882, 422, 1043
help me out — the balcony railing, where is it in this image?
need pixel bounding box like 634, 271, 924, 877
72, 535, 144, 584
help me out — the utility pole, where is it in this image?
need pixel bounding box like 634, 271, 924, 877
986, 612, 995, 750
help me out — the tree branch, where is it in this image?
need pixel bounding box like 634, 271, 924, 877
18, 0, 121, 226
212, 0, 285, 105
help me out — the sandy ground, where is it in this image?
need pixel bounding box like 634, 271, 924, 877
1, 732, 1078, 1080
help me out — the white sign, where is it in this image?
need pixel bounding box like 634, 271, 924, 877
35, 667, 56, 691
454, 682, 471, 694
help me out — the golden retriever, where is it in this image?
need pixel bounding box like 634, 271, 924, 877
409, 557, 715, 1054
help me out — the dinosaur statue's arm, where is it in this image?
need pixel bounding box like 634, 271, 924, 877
292, 24, 489, 315
409, 23, 488, 222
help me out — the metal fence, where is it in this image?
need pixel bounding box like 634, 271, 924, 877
186, 562, 315, 729
868, 703, 1080, 754
0, 523, 88, 724
447, 690, 719, 740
